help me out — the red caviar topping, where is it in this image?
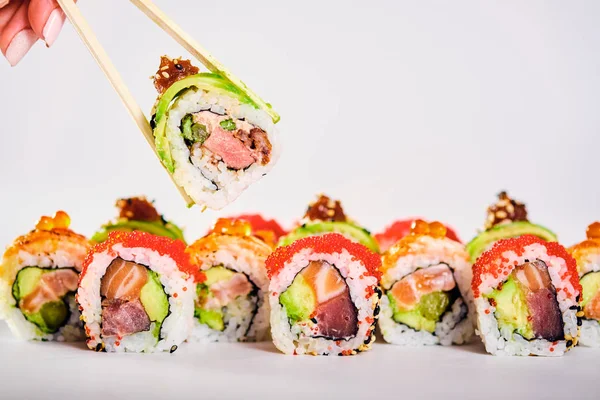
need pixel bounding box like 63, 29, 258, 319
472, 235, 580, 298
115, 341, 120, 346
265, 233, 381, 280
173, 293, 178, 298
80, 231, 205, 283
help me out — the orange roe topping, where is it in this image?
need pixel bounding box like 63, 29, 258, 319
472, 235, 581, 298
35, 211, 71, 231
586, 222, 600, 239
81, 230, 204, 283
265, 233, 381, 280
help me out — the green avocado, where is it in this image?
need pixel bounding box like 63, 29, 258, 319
91, 220, 186, 244
581, 272, 600, 309
12, 267, 44, 300
466, 222, 557, 262
278, 222, 380, 253
388, 291, 451, 333
140, 270, 169, 324
204, 266, 236, 286
280, 274, 316, 323
24, 301, 69, 334
196, 308, 224, 331
484, 277, 533, 339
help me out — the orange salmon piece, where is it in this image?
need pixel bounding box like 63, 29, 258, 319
389, 264, 455, 311
20, 269, 79, 313
100, 258, 148, 301
301, 261, 346, 304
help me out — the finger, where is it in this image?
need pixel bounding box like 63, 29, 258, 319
0, 0, 20, 30
0, 1, 11, 9
0, 0, 37, 66
29, 0, 68, 47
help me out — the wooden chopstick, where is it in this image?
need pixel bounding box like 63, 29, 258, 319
129, 0, 280, 123
56, 0, 194, 207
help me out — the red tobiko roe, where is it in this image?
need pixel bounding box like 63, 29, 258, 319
375, 218, 461, 252
80, 230, 205, 283
471, 235, 581, 298
266, 233, 381, 280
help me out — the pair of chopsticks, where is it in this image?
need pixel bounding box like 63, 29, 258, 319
55, 0, 276, 207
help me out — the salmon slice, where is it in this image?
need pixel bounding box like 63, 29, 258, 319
584, 292, 600, 320
301, 261, 347, 304
100, 258, 148, 301
515, 261, 552, 291
203, 273, 253, 309
389, 264, 455, 311
20, 269, 79, 314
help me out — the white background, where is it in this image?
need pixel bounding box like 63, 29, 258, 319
0, 2, 599, 398
1, 0, 599, 247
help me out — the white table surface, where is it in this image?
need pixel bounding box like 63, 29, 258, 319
0, 323, 595, 400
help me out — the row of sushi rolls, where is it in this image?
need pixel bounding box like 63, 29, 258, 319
1, 57, 598, 357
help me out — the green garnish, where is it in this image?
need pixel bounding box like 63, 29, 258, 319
181, 114, 209, 143
219, 119, 237, 131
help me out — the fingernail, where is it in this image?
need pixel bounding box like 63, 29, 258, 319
0, 1, 9, 8
43, 8, 66, 47
4, 29, 37, 67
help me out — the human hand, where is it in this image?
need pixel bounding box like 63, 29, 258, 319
0, 0, 69, 66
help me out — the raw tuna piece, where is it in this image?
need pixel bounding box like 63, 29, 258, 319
314, 291, 358, 340
203, 128, 255, 170
101, 299, 151, 337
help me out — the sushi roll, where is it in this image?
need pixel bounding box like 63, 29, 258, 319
92, 196, 185, 243
378, 220, 474, 346
217, 214, 286, 248
150, 57, 280, 210
186, 218, 272, 342
267, 233, 381, 356
278, 194, 379, 252
78, 231, 199, 352
466, 191, 557, 262
568, 222, 600, 347
375, 218, 461, 253
0, 211, 90, 341
473, 235, 581, 356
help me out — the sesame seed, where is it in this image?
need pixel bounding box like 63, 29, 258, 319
162, 72, 170, 78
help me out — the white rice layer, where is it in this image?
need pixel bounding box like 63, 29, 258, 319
166, 89, 280, 210
0, 250, 85, 342
575, 251, 600, 347
188, 243, 270, 343
77, 244, 194, 353
475, 243, 579, 356
269, 249, 379, 355
378, 236, 474, 346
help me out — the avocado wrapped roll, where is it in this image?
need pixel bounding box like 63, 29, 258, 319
78, 231, 199, 352
473, 235, 581, 356
268, 233, 381, 356
0, 212, 90, 341
568, 222, 600, 347
278, 194, 379, 252
466, 191, 557, 262
187, 218, 272, 342
379, 220, 474, 346
91, 196, 185, 243
151, 57, 280, 210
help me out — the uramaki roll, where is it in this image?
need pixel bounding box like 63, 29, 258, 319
267, 233, 381, 356
473, 235, 581, 356
568, 222, 600, 347
379, 220, 474, 346
78, 231, 199, 352
0, 212, 90, 341
187, 218, 272, 342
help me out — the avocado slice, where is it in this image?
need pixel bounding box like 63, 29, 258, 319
23, 301, 69, 334
280, 274, 316, 323
196, 308, 225, 331
140, 270, 169, 326
466, 222, 557, 262
484, 276, 533, 339
12, 267, 44, 300
278, 222, 380, 253
581, 272, 600, 310
92, 220, 186, 244
388, 291, 451, 333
